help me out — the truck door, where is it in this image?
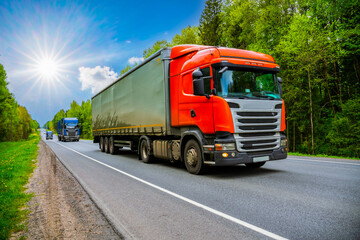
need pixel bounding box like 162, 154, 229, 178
178, 66, 214, 134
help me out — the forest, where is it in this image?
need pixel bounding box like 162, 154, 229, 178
0, 64, 39, 142
48, 0, 359, 158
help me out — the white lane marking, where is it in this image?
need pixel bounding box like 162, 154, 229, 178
288, 157, 360, 166
53, 141, 288, 240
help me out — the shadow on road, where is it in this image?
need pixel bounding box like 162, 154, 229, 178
148, 159, 284, 179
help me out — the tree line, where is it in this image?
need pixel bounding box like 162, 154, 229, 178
0, 64, 39, 142
49, 0, 359, 158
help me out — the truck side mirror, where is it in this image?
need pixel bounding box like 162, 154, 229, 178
192, 67, 203, 79
277, 77, 283, 96
193, 78, 205, 96
192, 68, 205, 96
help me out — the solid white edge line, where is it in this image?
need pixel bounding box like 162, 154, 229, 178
53, 141, 288, 240
288, 157, 360, 166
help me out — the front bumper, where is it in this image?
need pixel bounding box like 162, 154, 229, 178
64, 135, 80, 141
204, 147, 287, 166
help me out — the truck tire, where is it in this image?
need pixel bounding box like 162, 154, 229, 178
104, 137, 110, 153
109, 136, 118, 155
184, 139, 204, 175
245, 162, 266, 168
140, 138, 153, 163
100, 137, 105, 152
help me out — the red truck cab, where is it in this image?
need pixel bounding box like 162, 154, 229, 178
169, 45, 287, 173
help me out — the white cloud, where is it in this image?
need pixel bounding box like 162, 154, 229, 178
128, 56, 144, 65
126, 40, 131, 43
78, 66, 118, 94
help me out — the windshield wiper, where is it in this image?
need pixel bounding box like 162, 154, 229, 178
260, 95, 275, 100
252, 93, 275, 100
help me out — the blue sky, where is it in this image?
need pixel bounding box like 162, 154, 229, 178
0, 0, 205, 125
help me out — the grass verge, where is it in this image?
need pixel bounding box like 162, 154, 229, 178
288, 152, 360, 160
0, 132, 40, 239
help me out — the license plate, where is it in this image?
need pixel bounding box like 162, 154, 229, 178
253, 156, 269, 163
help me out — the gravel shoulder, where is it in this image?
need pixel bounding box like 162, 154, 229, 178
12, 140, 123, 239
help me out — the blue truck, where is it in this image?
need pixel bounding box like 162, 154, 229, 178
46, 131, 53, 140
57, 118, 80, 142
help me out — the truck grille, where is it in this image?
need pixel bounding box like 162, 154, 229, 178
68, 131, 76, 137
233, 109, 281, 153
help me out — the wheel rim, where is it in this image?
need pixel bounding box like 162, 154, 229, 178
186, 147, 198, 167
141, 141, 148, 159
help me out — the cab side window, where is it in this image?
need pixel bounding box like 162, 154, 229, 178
201, 67, 211, 95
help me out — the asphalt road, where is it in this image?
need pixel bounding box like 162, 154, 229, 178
41, 131, 360, 240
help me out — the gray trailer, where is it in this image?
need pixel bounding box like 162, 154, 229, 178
92, 49, 172, 153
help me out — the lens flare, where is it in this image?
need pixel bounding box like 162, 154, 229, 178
36, 57, 59, 80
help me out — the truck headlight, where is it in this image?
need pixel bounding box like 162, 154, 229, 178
280, 139, 287, 147
215, 143, 236, 151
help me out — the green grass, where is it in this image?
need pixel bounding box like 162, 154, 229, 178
0, 133, 39, 239
288, 152, 360, 160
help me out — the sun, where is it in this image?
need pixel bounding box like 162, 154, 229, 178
35, 57, 59, 80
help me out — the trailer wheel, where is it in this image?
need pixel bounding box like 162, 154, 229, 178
100, 137, 105, 152
140, 139, 153, 163
109, 136, 118, 155
245, 162, 266, 168
184, 139, 204, 175
104, 137, 110, 153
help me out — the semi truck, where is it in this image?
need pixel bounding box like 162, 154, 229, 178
92, 44, 287, 174
57, 118, 80, 142
46, 131, 53, 140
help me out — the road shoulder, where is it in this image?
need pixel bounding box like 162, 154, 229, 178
12, 140, 123, 239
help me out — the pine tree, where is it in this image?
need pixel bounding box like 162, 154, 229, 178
199, 0, 222, 46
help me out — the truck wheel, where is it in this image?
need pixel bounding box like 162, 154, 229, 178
100, 137, 105, 152
184, 139, 204, 175
245, 162, 266, 168
104, 137, 110, 153
109, 136, 118, 155
140, 139, 153, 163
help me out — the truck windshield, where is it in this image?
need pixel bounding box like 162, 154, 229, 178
66, 122, 77, 128
214, 68, 281, 99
